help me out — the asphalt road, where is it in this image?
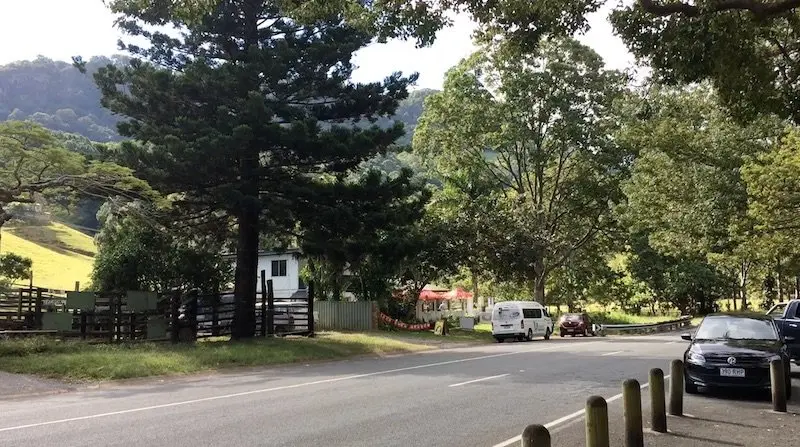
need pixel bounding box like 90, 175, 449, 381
0, 334, 691, 447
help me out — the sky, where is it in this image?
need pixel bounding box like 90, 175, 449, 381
0, 0, 636, 90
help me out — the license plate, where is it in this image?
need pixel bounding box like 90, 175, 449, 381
719, 368, 745, 377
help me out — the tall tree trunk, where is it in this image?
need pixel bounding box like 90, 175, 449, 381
232, 204, 259, 339
777, 257, 784, 302
795, 276, 800, 300
740, 261, 749, 310
533, 260, 547, 305
470, 269, 478, 313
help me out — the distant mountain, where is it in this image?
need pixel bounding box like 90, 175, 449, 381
0, 55, 438, 145
0, 56, 130, 142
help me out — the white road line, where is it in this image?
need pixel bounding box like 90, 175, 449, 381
449, 374, 510, 388
0, 342, 598, 433
490, 374, 672, 447
601, 351, 623, 356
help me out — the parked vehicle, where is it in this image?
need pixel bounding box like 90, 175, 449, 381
491, 301, 553, 342
681, 313, 792, 397
558, 312, 596, 337
766, 300, 800, 364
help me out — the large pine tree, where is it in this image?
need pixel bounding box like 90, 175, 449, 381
82, 1, 417, 338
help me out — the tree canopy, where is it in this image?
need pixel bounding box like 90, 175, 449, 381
414, 37, 629, 304
84, 0, 428, 338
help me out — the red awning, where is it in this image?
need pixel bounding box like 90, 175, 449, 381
418, 288, 447, 301
444, 287, 473, 300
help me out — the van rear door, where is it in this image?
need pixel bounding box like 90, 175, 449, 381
492, 305, 520, 332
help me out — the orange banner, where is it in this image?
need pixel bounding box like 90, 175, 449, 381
379, 312, 433, 331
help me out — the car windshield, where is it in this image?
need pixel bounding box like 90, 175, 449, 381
562, 314, 581, 321
694, 316, 779, 340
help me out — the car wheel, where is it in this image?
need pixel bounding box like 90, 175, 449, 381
582, 328, 588, 337
494, 337, 504, 343
526, 329, 533, 341
685, 374, 699, 394
544, 328, 552, 340
559, 331, 564, 338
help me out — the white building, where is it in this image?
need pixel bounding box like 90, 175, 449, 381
255, 249, 307, 299
226, 248, 358, 300
225, 248, 307, 299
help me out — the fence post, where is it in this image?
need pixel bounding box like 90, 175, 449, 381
108, 296, 115, 343
669, 359, 684, 416
585, 395, 609, 447
211, 287, 220, 337
80, 313, 87, 340
650, 368, 667, 433
260, 270, 268, 337
771, 358, 787, 412
170, 291, 180, 344
521, 424, 551, 447
34, 289, 43, 329
129, 313, 137, 340
116, 296, 123, 342
267, 279, 274, 336
75, 281, 80, 292
623, 379, 643, 447
308, 281, 315, 336
17, 288, 23, 321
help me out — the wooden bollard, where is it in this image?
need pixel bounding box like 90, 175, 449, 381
669, 359, 684, 416
585, 395, 610, 447
771, 358, 787, 413
650, 368, 667, 433
623, 379, 643, 447
522, 424, 551, 447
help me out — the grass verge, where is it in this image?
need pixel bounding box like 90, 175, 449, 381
586, 311, 678, 325
378, 323, 494, 344
0, 332, 432, 382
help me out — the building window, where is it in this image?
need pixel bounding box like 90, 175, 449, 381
271, 260, 287, 277
298, 276, 307, 290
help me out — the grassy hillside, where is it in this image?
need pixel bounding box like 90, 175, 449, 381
0, 222, 96, 290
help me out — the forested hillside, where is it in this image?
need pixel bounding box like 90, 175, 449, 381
0, 56, 436, 146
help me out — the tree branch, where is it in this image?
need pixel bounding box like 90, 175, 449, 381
639, 0, 800, 18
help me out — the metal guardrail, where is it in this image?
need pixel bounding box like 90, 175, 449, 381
599, 315, 693, 334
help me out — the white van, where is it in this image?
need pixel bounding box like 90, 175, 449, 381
491, 301, 553, 342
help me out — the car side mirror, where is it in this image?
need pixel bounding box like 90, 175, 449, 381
680, 333, 692, 341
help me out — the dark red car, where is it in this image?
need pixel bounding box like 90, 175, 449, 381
558, 313, 596, 337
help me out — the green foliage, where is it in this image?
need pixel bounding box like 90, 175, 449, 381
0, 120, 156, 230
743, 129, 800, 239
0, 253, 32, 287
91, 201, 232, 293
88, 0, 423, 338
610, 2, 800, 123
414, 37, 629, 303
619, 85, 787, 310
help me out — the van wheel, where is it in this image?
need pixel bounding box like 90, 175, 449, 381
526, 329, 533, 341
544, 328, 551, 340
494, 337, 504, 343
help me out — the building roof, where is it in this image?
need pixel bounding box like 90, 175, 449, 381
221, 248, 303, 259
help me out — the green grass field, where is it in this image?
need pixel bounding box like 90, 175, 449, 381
0, 332, 432, 381
0, 222, 95, 290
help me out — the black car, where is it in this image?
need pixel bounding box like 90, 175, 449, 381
682, 313, 793, 397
